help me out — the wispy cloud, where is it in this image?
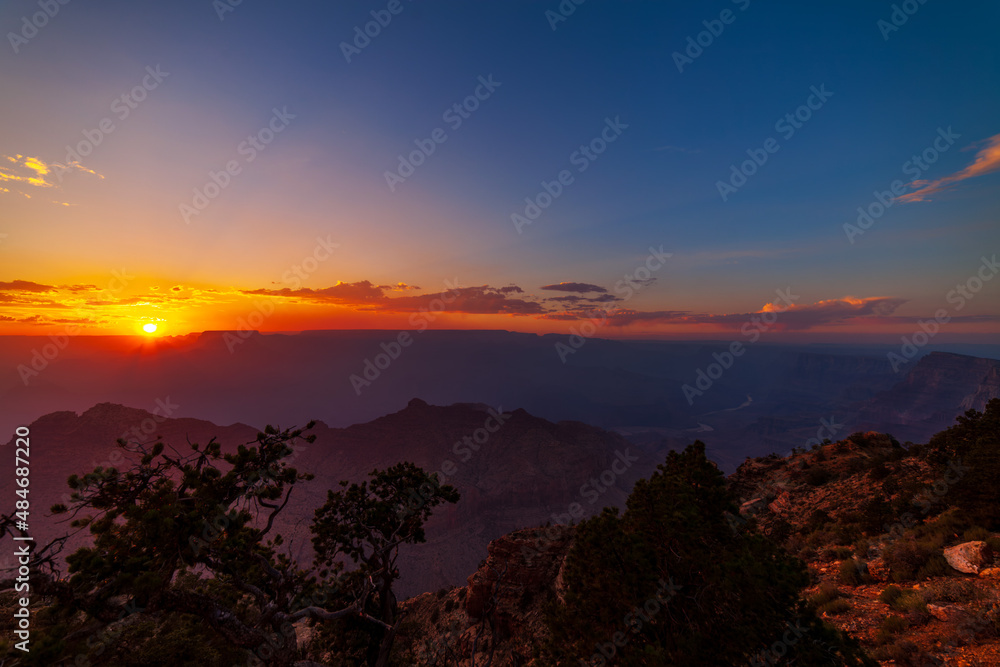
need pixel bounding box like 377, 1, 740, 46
544, 296, 908, 331
900, 133, 1000, 203
539, 282, 607, 293
0, 154, 102, 202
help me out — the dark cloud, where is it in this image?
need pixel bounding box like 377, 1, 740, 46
0, 280, 55, 292
542, 296, 909, 331
546, 294, 622, 305
243, 280, 387, 303
379, 286, 547, 316
539, 282, 607, 294
244, 281, 547, 316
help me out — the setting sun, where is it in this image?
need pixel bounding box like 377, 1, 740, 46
142, 323, 158, 334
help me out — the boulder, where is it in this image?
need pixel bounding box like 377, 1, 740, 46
928, 603, 969, 623
740, 497, 765, 515
943, 541, 992, 574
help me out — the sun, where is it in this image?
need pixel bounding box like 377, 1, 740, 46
142, 323, 158, 334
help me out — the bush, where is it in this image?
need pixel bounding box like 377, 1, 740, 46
916, 554, 950, 580
964, 526, 991, 542
890, 592, 927, 615
875, 615, 909, 644
869, 461, 890, 481
878, 585, 903, 605
882, 540, 935, 582
819, 599, 852, 615
806, 509, 832, 532
920, 578, 978, 604
823, 546, 853, 561
871, 640, 932, 666
806, 467, 832, 487
839, 559, 867, 586
809, 583, 842, 608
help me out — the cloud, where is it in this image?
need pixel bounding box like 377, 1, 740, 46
244, 280, 388, 304
0, 155, 52, 188
544, 296, 908, 331
900, 133, 1000, 203
386, 286, 547, 315
0, 280, 56, 292
539, 282, 607, 294
245, 280, 548, 316
0, 155, 103, 201
546, 294, 621, 305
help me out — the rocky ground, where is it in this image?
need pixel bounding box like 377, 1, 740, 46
378, 431, 1000, 666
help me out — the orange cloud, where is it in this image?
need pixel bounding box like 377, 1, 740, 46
0, 154, 103, 202
245, 281, 547, 316
900, 133, 1000, 202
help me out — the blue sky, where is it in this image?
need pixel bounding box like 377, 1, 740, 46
1, 0, 998, 338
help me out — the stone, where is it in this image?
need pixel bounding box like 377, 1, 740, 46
928, 603, 969, 623
943, 541, 992, 574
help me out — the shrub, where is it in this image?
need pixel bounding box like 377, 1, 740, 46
872, 640, 932, 666
819, 599, 852, 615
964, 526, 991, 542
823, 546, 853, 561
882, 540, 936, 582
806, 467, 832, 487
808, 583, 842, 608
839, 559, 867, 586
916, 554, 950, 580
920, 578, 978, 604
854, 539, 870, 558
875, 615, 909, 644
878, 585, 903, 605
890, 592, 927, 615
806, 509, 832, 532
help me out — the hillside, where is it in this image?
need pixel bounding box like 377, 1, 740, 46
350, 418, 1000, 666
1, 399, 656, 596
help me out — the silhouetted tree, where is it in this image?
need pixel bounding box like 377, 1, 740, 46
0, 425, 455, 666
311, 462, 460, 666
540, 441, 875, 666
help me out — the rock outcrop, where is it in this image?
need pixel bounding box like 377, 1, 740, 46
944, 541, 993, 575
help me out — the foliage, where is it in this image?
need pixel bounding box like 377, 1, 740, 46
819, 599, 852, 615
925, 398, 1000, 528
539, 441, 875, 666
838, 559, 867, 586
309, 461, 459, 665
1, 426, 455, 667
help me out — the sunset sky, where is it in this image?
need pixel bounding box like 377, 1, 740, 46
1, 0, 998, 339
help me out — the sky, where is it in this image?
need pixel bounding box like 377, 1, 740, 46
1, 0, 998, 340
